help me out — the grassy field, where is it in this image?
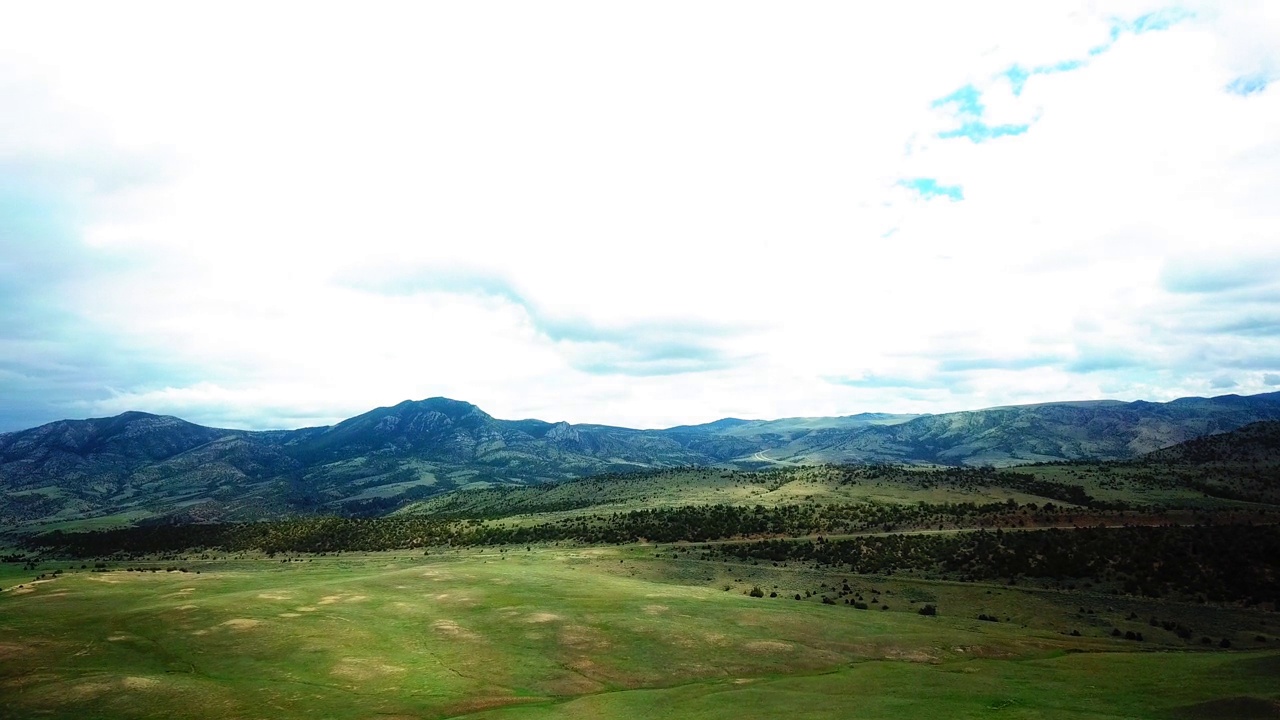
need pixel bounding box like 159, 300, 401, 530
392, 467, 1084, 527
3, 546, 1277, 719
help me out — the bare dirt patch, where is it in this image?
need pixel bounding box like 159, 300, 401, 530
0, 642, 31, 658
121, 676, 160, 691
432, 619, 481, 641
559, 625, 610, 650
220, 619, 262, 630
438, 696, 544, 716
67, 681, 113, 700
743, 640, 795, 654
331, 658, 406, 682
278, 613, 302, 618
257, 591, 292, 601
526, 612, 562, 623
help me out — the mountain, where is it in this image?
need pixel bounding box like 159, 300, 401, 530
779, 393, 1280, 466
3, 391, 1280, 530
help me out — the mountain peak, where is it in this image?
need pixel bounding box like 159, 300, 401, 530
392, 397, 489, 418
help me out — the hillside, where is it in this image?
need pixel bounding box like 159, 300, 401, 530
3, 391, 1280, 530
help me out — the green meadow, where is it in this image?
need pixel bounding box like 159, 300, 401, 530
3, 546, 1276, 719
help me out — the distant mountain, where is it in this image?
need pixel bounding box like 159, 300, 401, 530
780, 393, 1280, 466
3, 391, 1280, 529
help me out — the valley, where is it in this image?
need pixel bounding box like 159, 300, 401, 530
4, 398, 1280, 718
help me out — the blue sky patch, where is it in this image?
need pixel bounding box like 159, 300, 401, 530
1227, 75, 1269, 96
931, 84, 984, 117
1003, 65, 1031, 95
932, 83, 1029, 143
938, 122, 1030, 143
900, 178, 964, 201
1003, 60, 1089, 96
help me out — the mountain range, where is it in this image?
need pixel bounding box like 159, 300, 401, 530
4, 391, 1280, 529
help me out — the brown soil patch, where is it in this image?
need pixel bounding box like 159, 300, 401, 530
331, 658, 406, 682
884, 648, 940, 663
318, 595, 344, 605
526, 612, 562, 623
174, 604, 198, 611
702, 632, 731, 646
0, 642, 31, 658
296, 606, 318, 612
559, 625, 610, 650
743, 640, 795, 653
257, 591, 292, 601
439, 696, 543, 716
1171, 697, 1280, 719
121, 676, 160, 690
220, 618, 262, 630
432, 619, 481, 641
278, 613, 302, 618
544, 670, 605, 695
68, 681, 113, 700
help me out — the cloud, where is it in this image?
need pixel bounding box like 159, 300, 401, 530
1, 3, 1279, 431
1210, 375, 1238, 389
338, 265, 745, 377
827, 375, 950, 391
937, 355, 1061, 373
1065, 350, 1144, 374
1265, 373, 1280, 386
1161, 256, 1280, 294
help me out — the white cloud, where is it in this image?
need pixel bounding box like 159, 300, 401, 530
1, 1, 1279, 431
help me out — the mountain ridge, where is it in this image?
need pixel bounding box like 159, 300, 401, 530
4, 391, 1280, 529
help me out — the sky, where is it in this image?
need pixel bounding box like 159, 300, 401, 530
2, 1, 1279, 432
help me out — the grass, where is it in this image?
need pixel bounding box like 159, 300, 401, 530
394, 467, 1084, 525
3, 546, 1276, 719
